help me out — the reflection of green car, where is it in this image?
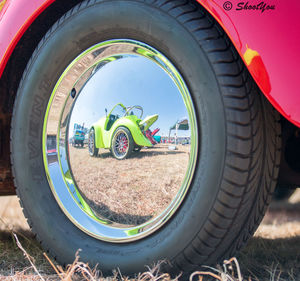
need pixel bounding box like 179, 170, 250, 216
88, 103, 158, 160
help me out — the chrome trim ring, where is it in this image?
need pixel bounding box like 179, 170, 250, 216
43, 39, 198, 242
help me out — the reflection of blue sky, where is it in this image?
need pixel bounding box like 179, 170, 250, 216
69, 56, 190, 137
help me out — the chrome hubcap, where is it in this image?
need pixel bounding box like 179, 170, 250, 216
43, 39, 198, 242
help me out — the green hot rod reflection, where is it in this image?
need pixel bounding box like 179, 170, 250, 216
88, 103, 158, 160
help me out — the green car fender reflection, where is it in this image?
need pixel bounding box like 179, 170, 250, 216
92, 118, 106, 148
92, 103, 157, 150
108, 117, 153, 147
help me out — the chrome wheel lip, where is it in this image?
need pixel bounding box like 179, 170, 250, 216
43, 39, 198, 243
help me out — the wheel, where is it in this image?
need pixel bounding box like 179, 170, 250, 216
111, 127, 134, 160
11, 0, 281, 277
88, 128, 98, 157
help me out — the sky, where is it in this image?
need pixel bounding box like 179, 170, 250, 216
69, 55, 191, 138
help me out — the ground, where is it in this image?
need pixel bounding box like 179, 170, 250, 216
0, 183, 299, 280
68, 144, 189, 225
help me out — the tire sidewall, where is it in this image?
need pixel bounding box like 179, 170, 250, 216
11, 0, 226, 273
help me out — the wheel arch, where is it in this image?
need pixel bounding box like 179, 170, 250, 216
90, 125, 102, 149
109, 125, 131, 149
1, 0, 299, 127
0, 0, 83, 195
110, 121, 151, 148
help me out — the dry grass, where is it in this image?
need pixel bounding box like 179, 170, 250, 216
0, 190, 299, 280
69, 144, 189, 225
238, 190, 300, 281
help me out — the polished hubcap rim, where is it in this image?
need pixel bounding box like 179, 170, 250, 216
43, 39, 198, 242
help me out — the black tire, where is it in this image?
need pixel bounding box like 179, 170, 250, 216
88, 128, 98, 157
11, 0, 281, 277
111, 127, 134, 160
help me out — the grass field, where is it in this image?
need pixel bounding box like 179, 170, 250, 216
0, 187, 299, 280
69, 144, 189, 225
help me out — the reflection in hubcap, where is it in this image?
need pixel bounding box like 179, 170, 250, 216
43, 39, 198, 242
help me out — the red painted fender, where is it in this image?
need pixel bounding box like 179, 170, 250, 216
198, 0, 300, 127
0, 0, 54, 76
0, 0, 300, 127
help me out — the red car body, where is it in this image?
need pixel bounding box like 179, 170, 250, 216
1, 0, 300, 127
